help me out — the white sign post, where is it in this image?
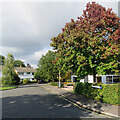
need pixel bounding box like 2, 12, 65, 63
58, 70, 61, 88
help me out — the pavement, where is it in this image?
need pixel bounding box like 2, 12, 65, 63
41, 84, 120, 118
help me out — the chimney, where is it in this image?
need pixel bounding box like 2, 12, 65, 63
27, 63, 31, 68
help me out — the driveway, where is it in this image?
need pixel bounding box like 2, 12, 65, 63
1, 84, 108, 118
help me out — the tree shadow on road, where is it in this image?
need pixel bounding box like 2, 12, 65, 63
2, 93, 107, 119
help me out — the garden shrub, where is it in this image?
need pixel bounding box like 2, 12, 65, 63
2, 74, 20, 86
2, 77, 12, 86
101, 83, 120, 105
74, 82, 120, 105
50, 82, 58, 86
12, 74, 20, 85
0, 77, 2, 86
29, 80, 37, 83
50, 82, 64, 87
61, 82, 64, 88
23, 79, 29, 84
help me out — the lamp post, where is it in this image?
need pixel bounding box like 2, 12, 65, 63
58, 68, 61, 88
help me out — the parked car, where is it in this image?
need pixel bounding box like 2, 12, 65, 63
38, 80, 48, 84
64, 80, 74, 86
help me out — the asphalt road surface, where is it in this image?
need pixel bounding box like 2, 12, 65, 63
1, 84, 109, 118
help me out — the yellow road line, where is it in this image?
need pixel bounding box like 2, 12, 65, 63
41, 85, 113, 119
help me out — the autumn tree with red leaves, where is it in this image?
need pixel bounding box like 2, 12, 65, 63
51, 2, 120, 82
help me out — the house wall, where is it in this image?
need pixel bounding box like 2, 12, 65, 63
102, 75, 106, 84
17, 72, 34, 81
80, 75, 120, 84
0, 69, 35, 82
88, 75, 93, 83
71, 75, 77, 82
102, 75, 120, 84
0, 71, 2, 78
80, 75, 93, 83
80, 79, 85, 83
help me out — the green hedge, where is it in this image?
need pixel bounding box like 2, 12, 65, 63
74, 82, 120, 105
29, 80, 37, 83
23, 79, 29, 84
0, 77, 2, 86
50, 82, 58, 86
50, 82, 64, 87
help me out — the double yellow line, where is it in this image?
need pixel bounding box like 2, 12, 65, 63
41, 85, 114, 119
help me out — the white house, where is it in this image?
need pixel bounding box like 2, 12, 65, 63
15, 67, 36, 82
0, 65, 3, 78
79, 74, 120, 84
0, 65, 36, 82
71, 75, 77, 82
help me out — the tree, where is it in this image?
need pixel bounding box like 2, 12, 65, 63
35, 51, 59, 82
51, 2, 120, 82
0, 55, 5, 65
14, 60, 26, 67
34, 68, 44, 80
77, 2, 119, 81
2, 53, 20, 85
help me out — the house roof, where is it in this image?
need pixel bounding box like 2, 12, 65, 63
15, 67, 36, 73
0, 65, 36, 73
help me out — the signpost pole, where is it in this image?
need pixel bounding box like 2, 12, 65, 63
59, 70, 61, 88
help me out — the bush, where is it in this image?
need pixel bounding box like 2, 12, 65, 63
0, 77, 2, 86
101, 84, 120, 105
2, 77, 12, 86
29, 80, 37, 83
50, 82, 58, 86
50, 82, 64, 87
74, 82, 120, 105
23, 79, 29, 84
2, 74, 20, 86
13, 74, 20, 85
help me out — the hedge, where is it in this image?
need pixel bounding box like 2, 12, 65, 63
50, 82, 64, 87
23, 79, 29, 84
50, 82, 58, 86
29, 80, 37, 83
74, 82, 120, 105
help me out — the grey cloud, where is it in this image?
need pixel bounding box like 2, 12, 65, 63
2, 2, 118, 67
2, 2, 86, 58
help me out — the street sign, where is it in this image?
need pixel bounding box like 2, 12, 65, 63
92, 85, 102, 89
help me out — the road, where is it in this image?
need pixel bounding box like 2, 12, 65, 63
1, 84, 109, 118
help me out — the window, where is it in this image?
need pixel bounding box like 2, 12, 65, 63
73, 77, 77, 82
113, 76, 120, 83
19, 72, 24, 75
106, 76, 112, 84
27, 72, 30, 74
97, 77, 102, 83
32, 72, 34, 75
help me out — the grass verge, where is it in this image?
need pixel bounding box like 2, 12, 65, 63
0, 86, 18, 90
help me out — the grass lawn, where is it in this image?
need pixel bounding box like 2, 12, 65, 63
0, 86, 18, 90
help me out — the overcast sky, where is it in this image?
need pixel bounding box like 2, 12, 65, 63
0, 0, 119, 68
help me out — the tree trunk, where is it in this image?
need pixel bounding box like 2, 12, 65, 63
51, 74, 54, 83
93, 68, 96, 83
52, 77, 54, 83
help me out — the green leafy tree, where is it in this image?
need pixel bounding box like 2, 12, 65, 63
35, 51, 59, 82
14, 60, 26, 67
2, 53, 20, 85
0, 55, 5, 65
34, 68, 44, 80
76, 2, 119, 81
51, 2, 120, 82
